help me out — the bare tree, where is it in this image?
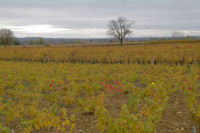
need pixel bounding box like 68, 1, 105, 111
0, 29, 15, 47
172, 31, 184, 38
107, 17, 134, 46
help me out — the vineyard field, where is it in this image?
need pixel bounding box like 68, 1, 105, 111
0, 60, 199, 133
1, 0, 200, 132
0, 43, 200, 64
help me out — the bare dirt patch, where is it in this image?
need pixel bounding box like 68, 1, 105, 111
154, 90, 199, 133
104, 93, 129, 118
72, 112, 97, 133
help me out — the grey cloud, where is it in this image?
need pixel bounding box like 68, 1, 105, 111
0, 0, 200, 37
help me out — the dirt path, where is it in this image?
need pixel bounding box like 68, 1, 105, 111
154, 90, 199, 133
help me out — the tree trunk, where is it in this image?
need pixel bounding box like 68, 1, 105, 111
120, 39, 123, 46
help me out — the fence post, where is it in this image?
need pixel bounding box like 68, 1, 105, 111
152, 58, 155, 64
192, 126, 196, 133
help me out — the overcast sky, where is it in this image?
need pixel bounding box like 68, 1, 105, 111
0, 0, 200, 38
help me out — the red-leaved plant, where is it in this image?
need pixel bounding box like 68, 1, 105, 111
49, 80, 53, 87
99, 80, 124, 96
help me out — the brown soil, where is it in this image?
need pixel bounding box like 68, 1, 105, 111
104, 92, 129, 118
72, 92, 129, 133
154, 90, 200, 133
72, 112, 97, 133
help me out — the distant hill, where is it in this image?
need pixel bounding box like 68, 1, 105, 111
16, 36, 200, 45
